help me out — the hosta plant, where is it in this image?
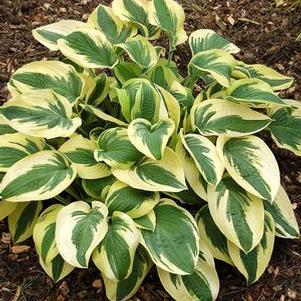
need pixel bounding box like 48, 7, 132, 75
0, 0, 300, 300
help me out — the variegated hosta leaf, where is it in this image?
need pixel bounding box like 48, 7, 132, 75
191, 99, 272, 137
156, 85, 181, 132
233, 62, 293, 91
116, 35, 161, 73
217, 135, 280, 202
39, 253, 75, 283
90, 127, 103, 144
112, 0, 160, 40
88, 4, 137, 44
148, 0, 187, 48
109, 78, 120, 102
65, 179, 87, 201
207, 175, 265, 253
115, 79, 135, 118
128, 118, 175, 160
105, 181, 159, 218
0, 150, 77, 202
175, 140, 208, 201
112, 148, 187, 192
55, 201, 108, 268
228, 212, 275, 284
82, 175, 117, 201
146, 57, 184, 81
188, 49, 236, 87
147, 64, 188, 105
116, 79, 160, 124
33, 204, 63, 264
180, 132, 224, 186
93, 211, 140, 280
165, 182, 206, 205
80, 104, 128, 127
60, 58, 85, 73
147, 64, 178, 90
34, 204, 76, 283
268, 106, 301, 156
59, 135, 111, 179
0, 133, 51, 172
95, 128, 142, 168
141, 199, 199, 275
133, 209, 156, 231
8, 60, 84, 105
103, 245, 152, 301
158, 239, 220, 301
35, 206, 76, 283
205, 82, 225, 99
0, 116, 16, 135
232, 63, 252, 79
280, 98, 301, 110
58, 29, 119, 69
163, 79, 189, 108
84, 73, 111, 106
195, 205, 233, 265
189, 29, 240, 55
32, 20, 89, 51
264, 186, 299, 239
0, 173, 16, 220
0, 200, 17, 221
0, 91, 81, 139
225, 78, 285, 107
114, 62, 143, 84
132, 80, 161, 123
157, 58, 184, 82
8, 202, 43, 243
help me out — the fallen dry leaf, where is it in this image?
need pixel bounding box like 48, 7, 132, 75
227, 15, 235, 26
273, 284, 283, 292
92, 279, 103, 289
56, 295, 65, 301
238, 17, 260, 25
214, 12, 227, 30
245, 294, 254, 301
1, 232, 11, 244
274, 266, 280, 278
59, 281, 70, 297
11, 286, 21, 301
11, 245, 30, 254
267, 266, 274, 274
275, 0, 284, 7
287, 288, 297, 299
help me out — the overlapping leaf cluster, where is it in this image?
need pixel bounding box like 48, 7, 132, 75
0, 0, 300, 300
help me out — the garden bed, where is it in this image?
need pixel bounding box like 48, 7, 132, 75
0, 0, 300, 300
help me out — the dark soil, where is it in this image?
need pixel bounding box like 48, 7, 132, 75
0, 0, 301, 300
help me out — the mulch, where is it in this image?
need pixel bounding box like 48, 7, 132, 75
0, 0, 301, 300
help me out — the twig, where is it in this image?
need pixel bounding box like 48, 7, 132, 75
11, 286, 21, 301
238, 17, 260, 25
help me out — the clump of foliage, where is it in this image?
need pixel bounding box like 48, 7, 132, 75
0, 0, 300, 300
